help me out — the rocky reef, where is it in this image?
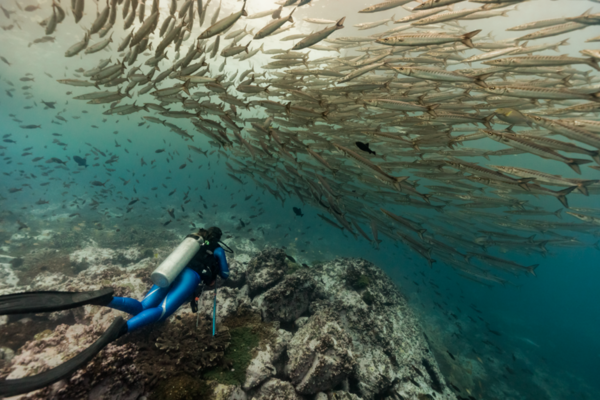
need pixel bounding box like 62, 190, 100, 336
0, 242, 457, 400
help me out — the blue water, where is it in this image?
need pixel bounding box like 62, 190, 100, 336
1, 0, 600, 398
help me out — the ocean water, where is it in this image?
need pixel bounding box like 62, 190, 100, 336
1, 0, 600, 399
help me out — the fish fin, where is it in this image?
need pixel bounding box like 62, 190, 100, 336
516, 178, 532, 191
556, 186, 576, 208
527, 264, 538, 277
482, 113, 495, 129
426, 103, 440, 117
474, 73, 493, 88
182, 79, 191, 96
587, 57, 600, 71
461, 29, 481, 48
336, 17, 346, 28
568, 158, 591, 175
553, 209, 562, 219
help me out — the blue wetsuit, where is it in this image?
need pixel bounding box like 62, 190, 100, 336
107, 247, 229, 332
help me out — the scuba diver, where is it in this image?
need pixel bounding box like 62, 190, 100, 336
0, 226, 230, 397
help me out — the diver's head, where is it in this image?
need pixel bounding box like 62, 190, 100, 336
196, 228, 209, 239
206, 226, 223, 242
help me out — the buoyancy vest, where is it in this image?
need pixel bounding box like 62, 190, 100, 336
187, 238, 221, 283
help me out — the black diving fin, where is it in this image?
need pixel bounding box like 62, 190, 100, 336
0, 317, 126, 397
0, 288, 124, 397
0, 288, 114, 315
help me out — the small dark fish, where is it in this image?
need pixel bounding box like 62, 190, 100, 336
73, 155, 87, 167
163, 220, 172, 226
448, 382, 461, 392
446, 350, 456, 361
168, 208, 175, 218
91, 180, 109, 187
293, 207, 304, 217
128, 198, 139, 206
42, 101, 56, 109
9, 188, 22, 193
68, 213, 80, 218
179, 163, 186, 169
46, 157, 66, 164
286, 254, 296, 263
168, 189, 176, 196
155, 149, 165, 153
239, 219, 245, 227
355, 142, 376, 155
20, 124, 41, 129
36, 199, 49, 205
17, 220, 29, 230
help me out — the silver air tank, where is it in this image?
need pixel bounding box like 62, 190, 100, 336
151, 235, 203, 288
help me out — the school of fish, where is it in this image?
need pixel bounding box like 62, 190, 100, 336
2, 0, 600, 288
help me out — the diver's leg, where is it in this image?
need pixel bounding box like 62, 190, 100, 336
106, 282, 170, 316
106, 297, 144, 315
141, 284, 169, 309
124, 268, 200, 332
157, 268, 201, 322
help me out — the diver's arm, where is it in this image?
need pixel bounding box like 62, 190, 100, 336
214, 247, 229, 279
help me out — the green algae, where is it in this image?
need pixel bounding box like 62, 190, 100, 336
203, 326, 260, 385
352, 275, 370, 290
150, 374, 210, 400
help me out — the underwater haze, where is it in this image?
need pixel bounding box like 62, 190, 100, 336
1, 0, 600, 398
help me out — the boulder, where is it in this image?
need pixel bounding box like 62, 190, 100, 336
245, 249, 287, 297
252, 378, 305, 400
287, 307, 355, 395
243, 328, 292, 390
252, 271, 316, 323
224, 253, 250, 289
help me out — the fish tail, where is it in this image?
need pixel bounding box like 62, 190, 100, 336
474, 73, 493, 88
426, 103, 440, 117
461, 29, 482, 49
561, 74, 573, 87
556, 186, 576, 208
336, 17, 346, 29
516, 178, 532, 191
528, 235, 536, 243
182, 79, 191, 96
554, 209, 562, 219
590, 151, 600, 165
527, 264, 538, 277
567, 158, 591, 174
482, 113, 495, 129
589, 57, 600, 71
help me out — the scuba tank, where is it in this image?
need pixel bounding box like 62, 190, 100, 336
151, 235, 204, 288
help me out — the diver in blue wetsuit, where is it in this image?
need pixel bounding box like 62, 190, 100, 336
108, 226, 229, 336
0, 226, 230, 397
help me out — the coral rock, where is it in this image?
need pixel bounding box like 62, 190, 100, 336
251, 270, 316, 323
243, 328, 292, 390
252, 378, 305, 400
245, 249, 287, 297
287, 307, 355, 395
